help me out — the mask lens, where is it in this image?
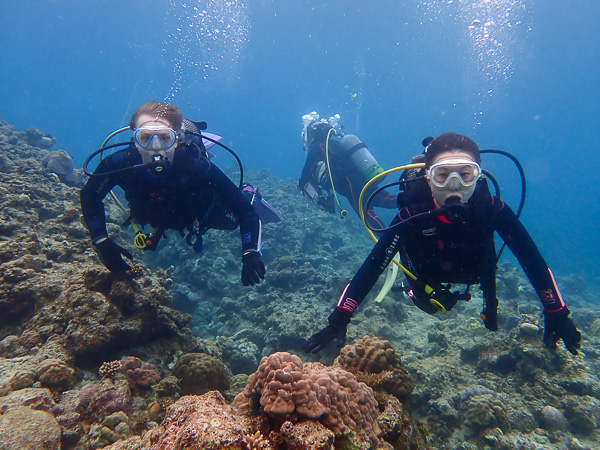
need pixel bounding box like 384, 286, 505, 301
134, 127, 177, 149
429, 161, 481, 188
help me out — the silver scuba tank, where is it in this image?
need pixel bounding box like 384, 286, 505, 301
340, 134, 384, 181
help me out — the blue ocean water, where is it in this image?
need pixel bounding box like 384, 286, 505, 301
0, 0, 598, 283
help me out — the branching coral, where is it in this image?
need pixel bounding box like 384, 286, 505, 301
99, 361, 122, 379
242, 430, 272, 450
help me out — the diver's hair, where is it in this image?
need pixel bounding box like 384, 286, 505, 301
129, 101, 183, 130
424, 132, 481, 168
307, 121, 333, 143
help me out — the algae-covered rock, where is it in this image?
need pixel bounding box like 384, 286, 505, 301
41, 149, 78, 184
0, 406, 61, 449
23, 126, 56, 149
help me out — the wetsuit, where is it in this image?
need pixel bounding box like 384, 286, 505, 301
80, 142, 262, 254
334, 180, 567, 321
299, 136, 397, 228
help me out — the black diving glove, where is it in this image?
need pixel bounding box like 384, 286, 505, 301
241, 251, 265, 286
480, 309, 498, 331
94, 238, 133, 272
303, 308, 351, 354
543, 308, 581, 355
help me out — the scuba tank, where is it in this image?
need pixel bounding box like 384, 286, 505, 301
340, 134, 384, 182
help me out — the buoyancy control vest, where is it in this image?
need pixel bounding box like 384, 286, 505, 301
394, 154, 498, 288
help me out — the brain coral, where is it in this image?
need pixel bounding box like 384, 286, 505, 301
172, 353, 230, 395
460, 393, 510, 432
335, 335, 414, 400
233, 352, 379, 445
36, 358, 75, 392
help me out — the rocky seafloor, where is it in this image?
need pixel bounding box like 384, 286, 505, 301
0, 119, 599, 449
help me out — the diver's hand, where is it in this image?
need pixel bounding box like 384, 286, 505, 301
303, 308, 351, 354
94, 238, 133, 272
241, 251, 265, 286
480, 309, 498, 331
543, 308, 581, 355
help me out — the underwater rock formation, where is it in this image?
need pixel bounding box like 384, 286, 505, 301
0, 405, 61, 449
23, 126, 56, 149
41, 149, 82, 185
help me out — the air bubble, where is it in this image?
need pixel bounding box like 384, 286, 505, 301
163, 0, 250, 101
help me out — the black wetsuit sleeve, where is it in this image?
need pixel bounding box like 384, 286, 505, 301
80, 153, 129, 242
299, 144, 323, 190
205, 164, 262, 254
494, 200, 567, 313
335, 214, 404, 315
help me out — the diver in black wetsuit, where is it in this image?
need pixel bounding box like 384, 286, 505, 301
304, 132, 581, 355
298, 112, 397, 228
80, 100, 265, 286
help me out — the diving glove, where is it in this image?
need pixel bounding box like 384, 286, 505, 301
303, 307, 351, 354
94, 238, 133, 272
543, 307, 581, 355
241, 251, 265, 286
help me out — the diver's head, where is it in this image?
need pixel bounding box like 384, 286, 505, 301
301, 111, 320, 153
424, 132, 482, 206
130, 101, 184, 176
301, 112, 343, 153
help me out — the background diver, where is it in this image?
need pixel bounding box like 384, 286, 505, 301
304, 132, 581, 356
81, 100, 279, 286
298, 112, 397, 228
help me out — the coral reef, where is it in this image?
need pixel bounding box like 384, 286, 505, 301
172, 352, 230, 395
376, 392, 431, 449
120, 356, 161, 389
335, 335, 414, 400
149, 391, 253, 449
0, 120, 225, 448
233, 351, 379, 445
37, 358, 76, 392
1, 117, 600, 449
278, 420, 335, 449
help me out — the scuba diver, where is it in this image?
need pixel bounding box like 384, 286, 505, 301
298, 112, 397, 228
304, 132, 581, 355
81, 100, 278, 286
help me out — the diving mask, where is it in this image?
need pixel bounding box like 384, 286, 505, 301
427, 159, 481, 188
134, 123, 178, 150
134, 121, 179, 175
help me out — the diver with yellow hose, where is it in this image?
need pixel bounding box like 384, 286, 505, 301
304, 132, 581, 356
298, 112, 397, 228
